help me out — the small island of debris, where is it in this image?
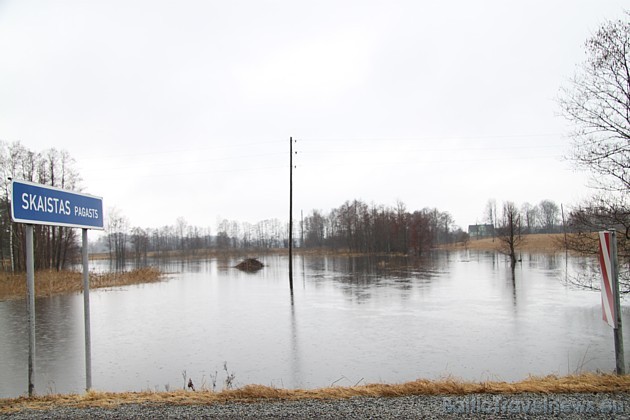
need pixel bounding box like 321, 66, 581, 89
235, 258, 264, 272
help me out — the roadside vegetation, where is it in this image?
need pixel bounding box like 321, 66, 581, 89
0, 267, 162, 301
1, 372, 628, 414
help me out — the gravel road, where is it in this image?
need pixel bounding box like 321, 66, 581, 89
2, 393, 629, 419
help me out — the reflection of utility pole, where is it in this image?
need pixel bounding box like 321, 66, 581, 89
561, 203, 568, 257
289, 137, 294, 292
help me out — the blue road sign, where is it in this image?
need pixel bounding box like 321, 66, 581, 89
11, 180, 104, 230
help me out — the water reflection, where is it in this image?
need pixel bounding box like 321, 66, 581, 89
1, 251, 628, 398
288, 290, 302, 388
0, 295, 86, 395
304, 254, 443, 304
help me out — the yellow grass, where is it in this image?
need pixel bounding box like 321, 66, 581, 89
0, 268, 163, 301
1, 373, 628, 414
443, 233, 567, 253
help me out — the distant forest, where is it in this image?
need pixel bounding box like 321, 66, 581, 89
0, 141, 567, 272
97, 199, 465, 268
99, 197, 566, 268
0, 142, 81, 272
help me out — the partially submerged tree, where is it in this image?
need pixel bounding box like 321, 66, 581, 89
106, 207, 129, 271
566, 195, 629, 294
497, 201, 524, 270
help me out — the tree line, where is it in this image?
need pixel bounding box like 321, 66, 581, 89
99, 210, 214, 269
301, 200, 464, 254
0, 139, 623, 275
480, 198, 566, 236
1, 140, 464, 270
100, 199, 465, 266
0, 141, 81, 271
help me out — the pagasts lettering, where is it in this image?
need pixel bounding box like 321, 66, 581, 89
74, 206, 98, 219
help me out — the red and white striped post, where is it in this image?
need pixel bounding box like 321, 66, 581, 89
598, 230, 625, 374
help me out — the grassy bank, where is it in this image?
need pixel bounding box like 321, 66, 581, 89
1, 373, 628, 414
0, 268, 162, 301
442, 233, 568, 253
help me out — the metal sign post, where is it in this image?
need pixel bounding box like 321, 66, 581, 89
25, 225, 36, 397
10, 179, 103, 395
82, 229, 92, 390
598, 229, 625, 375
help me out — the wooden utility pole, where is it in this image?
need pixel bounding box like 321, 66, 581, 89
289, 137, 294, 292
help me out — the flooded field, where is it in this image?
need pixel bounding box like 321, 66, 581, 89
0, 250, 627, 398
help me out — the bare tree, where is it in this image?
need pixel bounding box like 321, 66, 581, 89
408, 210, 431, 256
559, 15, 629, 193
176, 216, 188, 252
216, 219, 231, 249
559, 15, 630, 292
303, 210, 326, 248
106, 207, 129, 270
539, 199, 560, 233
485, 199, 497, 240
567, 195, 629, 294
130, 227, 149, 266
497, 201, 524, 270
520, 202, 539, 233
0, 142, 81, 271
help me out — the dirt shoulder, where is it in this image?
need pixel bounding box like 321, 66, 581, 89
2, 393, 629, 419
1, 373, 629, 416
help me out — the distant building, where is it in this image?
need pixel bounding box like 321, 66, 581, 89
468, 224, 494, 238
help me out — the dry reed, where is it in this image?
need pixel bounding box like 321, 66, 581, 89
0, 268, 163, 301
1, 373, 629, 414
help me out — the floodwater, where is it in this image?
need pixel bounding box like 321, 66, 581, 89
0, 250, 628, 398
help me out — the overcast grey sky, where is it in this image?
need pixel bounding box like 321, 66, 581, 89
0, 1, 627, 231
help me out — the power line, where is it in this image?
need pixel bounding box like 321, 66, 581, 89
77, 151, 286, 173
83, 163, 287, 181
298, 133, 568, 142
301, 144, 567, 155
295, 153, 565, 171
74, 139, 286, 161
